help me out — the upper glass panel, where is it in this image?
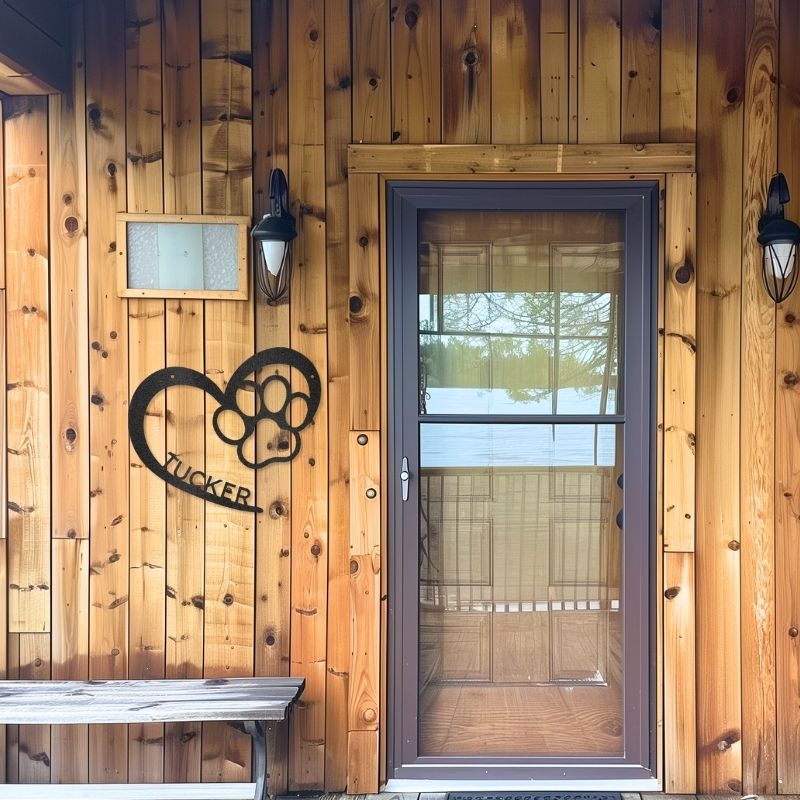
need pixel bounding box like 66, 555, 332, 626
418, 210, 624, 416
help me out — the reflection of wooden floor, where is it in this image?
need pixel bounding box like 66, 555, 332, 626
419, 682, 623, 757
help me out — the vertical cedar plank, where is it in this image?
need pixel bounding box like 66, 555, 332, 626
200, 0, 255, 783
0, 538, 6, 780
741, 0, 778, 793
567, 0, 578, 142
347, 432, 380, 793
325, 0, 352, 790
289, 0, 328, 787
664, 172, 696, 553
696, 0, 744, 791
50, 2, 90, 544
660, 0, 698, 142
85, 0, 129, 783
442, 0, 491, 144
621, 0, 661, 141
253, 0, 291, 794
125, 0, 166, 783
352, 0, 391, 143
491, 0, 541, 144
17, 634, 50, 784
6, 634, 18, 783
4, 97, 51, 635
578, 0, 622, 143
51, 539, 90, 782
349, 174, 380, 431
0, 97, 4, 290
540, 0, 569, 143
777, 0, 800, 789
664, 551, 697, 792
163, 0, 205, 782
391, 0, 442, 143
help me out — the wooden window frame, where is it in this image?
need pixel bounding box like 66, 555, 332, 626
116, 212, 251, 300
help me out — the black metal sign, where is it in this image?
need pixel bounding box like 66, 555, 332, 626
129, 347, 321, 513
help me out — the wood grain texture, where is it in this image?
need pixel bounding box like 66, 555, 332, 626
162, 0, 205, 784
347, 432, 380, 793
621, 0, 661, 141
51, 539, 89, 783
777, 1, 800, 789
4, 97, 50, 636
491, 0, 540, 144
325, 0, 352, 789
348, 142, 696, 173
578, 0, 621, 143
664, 172, 696, 552
349, 173, 380, 431
661, 0, 698, 142
352, 0, 391, 143
289, 0, 329, 788
0, 98, 4, 291
85, 0, 129, 782
200, 0, 255, 784
740, 0, 778, 793
664, 551, 697, 793
391, 0, 441, 143
696, 0, 745, 791
125, 0, 166, 783
540, 0, 569, 143
442, 0, 490, 144
252, 0, 291, 794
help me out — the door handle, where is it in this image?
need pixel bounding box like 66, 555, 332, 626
400, 457, 410, 502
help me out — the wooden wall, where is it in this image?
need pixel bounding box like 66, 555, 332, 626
0, 0, 798, 795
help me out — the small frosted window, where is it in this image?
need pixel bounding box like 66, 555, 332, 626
126, 221, 240, 292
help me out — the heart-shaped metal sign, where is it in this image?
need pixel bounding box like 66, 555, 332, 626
129, 347, 321, 513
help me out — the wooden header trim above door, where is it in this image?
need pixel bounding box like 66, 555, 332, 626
348, 143, 696, 175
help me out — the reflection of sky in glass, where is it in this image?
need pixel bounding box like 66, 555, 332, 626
420, 423, 617, 468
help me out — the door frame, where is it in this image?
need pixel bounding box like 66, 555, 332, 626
385, 179, 658, 786
344, 142, 698, 793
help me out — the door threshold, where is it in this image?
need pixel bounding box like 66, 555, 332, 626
384, 778, 661, 793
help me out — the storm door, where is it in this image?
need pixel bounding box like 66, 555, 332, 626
388, 182, 657, 784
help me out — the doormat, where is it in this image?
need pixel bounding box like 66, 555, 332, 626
448, 794, 622, 800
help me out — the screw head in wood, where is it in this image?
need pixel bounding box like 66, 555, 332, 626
366, 487, 377, 499
357, 433, 369, 445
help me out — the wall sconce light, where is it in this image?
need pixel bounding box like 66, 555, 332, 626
252, 168, 296, 304
758, 172, 800, 303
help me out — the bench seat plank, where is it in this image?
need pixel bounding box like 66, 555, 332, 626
0, 678, 304, 725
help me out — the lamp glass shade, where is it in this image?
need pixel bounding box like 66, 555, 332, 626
260, 239, 289, 277
763, 239, 799, 302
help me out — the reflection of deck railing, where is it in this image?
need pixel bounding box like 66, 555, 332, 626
419, 467, 618, 609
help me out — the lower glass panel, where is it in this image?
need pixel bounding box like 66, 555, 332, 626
418, 423, 624, 758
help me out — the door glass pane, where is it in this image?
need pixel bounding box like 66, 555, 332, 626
418, 423, 624, 757
419, 211, 624, 415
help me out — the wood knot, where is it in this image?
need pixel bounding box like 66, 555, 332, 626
191, 595, 204, 609
88, 104, 102, 128
350, 559, 358, 574
269, 502, 286, 519
309, 29, 318, 42
362, 707, 377, 724
674, 264, 694, 284
358, 234, 369, 248
368, 76, 379, 88
266, 633, 276, 646
65, 216, 79, 234
357, 433, 369, 445
349, 294, 364, 314
404, 5, 419, 28
664, 586, 680, 600
223, 593, 234, 605
726, 86, 741, 104
463, 49, 478, 68
786, 312, 796, 324
628, 70, 638, 79
310, 543, 321, 557
790, 626, 799, 638
785, 372, 799, 386
728, 540, 740, 551
111, 648, 120, 657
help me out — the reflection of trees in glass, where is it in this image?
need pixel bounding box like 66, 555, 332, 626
419, 291, 618, 405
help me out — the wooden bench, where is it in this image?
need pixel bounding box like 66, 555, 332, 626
0, 677, 304, 800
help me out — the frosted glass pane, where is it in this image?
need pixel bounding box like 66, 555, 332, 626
157, 224, 204, 289
127, 222, 159, 289
126, 221, 240, 292
203, 223, 239, 289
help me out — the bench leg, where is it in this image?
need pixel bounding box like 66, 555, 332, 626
243, 720, 269, 800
